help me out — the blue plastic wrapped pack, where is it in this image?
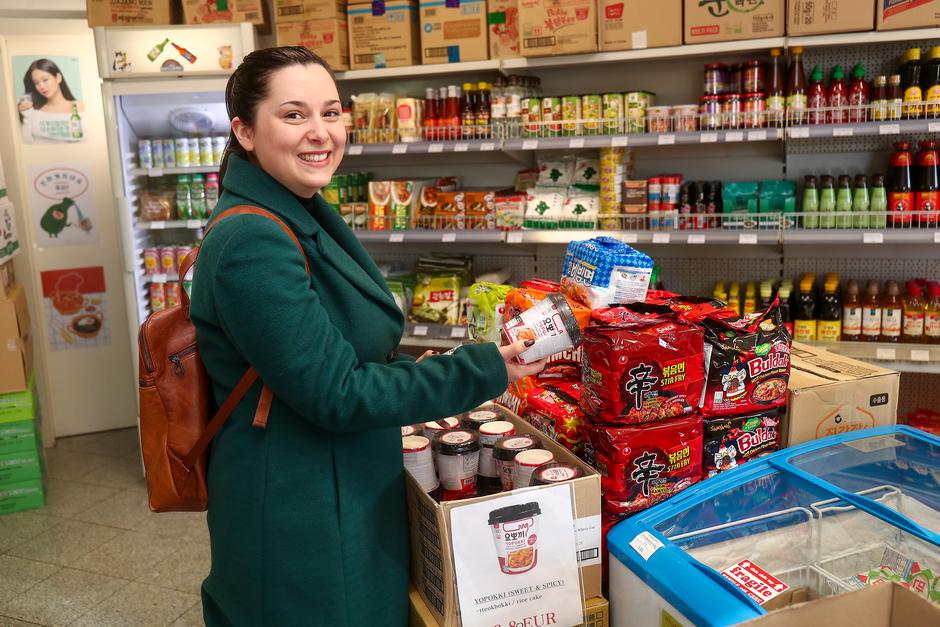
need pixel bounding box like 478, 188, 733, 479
560, 237, 654, 308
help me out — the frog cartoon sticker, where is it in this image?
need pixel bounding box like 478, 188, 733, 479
29, 163, 99, 247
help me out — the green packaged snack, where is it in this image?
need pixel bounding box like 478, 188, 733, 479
410, 273, 462, 325
467, 282, 512, 343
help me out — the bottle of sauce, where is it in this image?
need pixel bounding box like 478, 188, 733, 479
445, 85, 460, 140
476, 81, 491, 139
808, 65, 827, 125
818, 276, 842, 343
836, 174, 853, 228
887, 74, 903, 120
853, 174, 870, 229
803, 175, 819, 228
461, 82, 476, 139
423, 87, 438, 141
777, 282, 794, 336
870, 173, 888, 228
786, 46, 808, 125
880, 281, 903, 343
915, 140, 939, 226
842, 279, 862, 341
847, 63, 870, 123
924, 46, 940, 118
925, 282, 940, 344
828, 65, 848, 124
794, 275, 817, 341
728, 282, 741, 315
902, 281, 926, 343
862, 281, 882, 342
871, 75, 888, 121
900, 48, 923, 119
819, 175, 837, 229
766, 48, 786, 127
759, 280, 774, 312
743, 282, 757, 315
889, 142, 914, 227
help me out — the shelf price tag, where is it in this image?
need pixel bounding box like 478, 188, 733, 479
441, 232, 457, 243
569, 138, 585, 149
412, 325, 428, 337
652, 233, 670, 244
611, 136, 629, 147
347, 145, 363, 155
933, 232, 940, 243
863, 232, 884, 244
620, 233, 638, 244
451, 326, 467, 339
389, 232, 404, 243
454, 143, 470, 152
879, 124, 900, 135
725, 131, 744, 143
832, 127, 854, 137
911, 350, 930, 362
739, 233, 758, 245
521, 140, 539, 150
392, 143, 408, 154
657, 134, 675, 145
150, 221, 166, 230
875, 348, 896, 360
428, 143, 444, 153
688, 234, 706, 244
481, 142, 496, 151
747, 130, 767, 141
929, 122, 940, 133
153, 273, 168, 284
699, 132, 718, 143
149, 168, 163, 178
186, 219, 202, 229
789, 127, 810, 139
506, 231, 523, 244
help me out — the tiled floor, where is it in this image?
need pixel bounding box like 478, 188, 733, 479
0, 428, 207, 626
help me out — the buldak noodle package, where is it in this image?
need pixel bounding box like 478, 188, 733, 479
561, 237, 653, 309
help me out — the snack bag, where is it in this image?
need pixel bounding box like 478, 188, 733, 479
465, 190, 497, 230
368, 180, 391, 231
525, 187, 566, 229
495, 192, 526, 230
496, 361, 581, 417
410, 273, 461, 325
520, 278, 561, 292
537, 158, 574, 187
703, 411, 781, 478
524, 381, 586, 455
581, 317, 706, 425
700, 300, 791, 417
587, 413, 703, 516
561, 237, 653, 309
467, 282, 512, 343
562, 192, 599, 229
573, 157, 600, 186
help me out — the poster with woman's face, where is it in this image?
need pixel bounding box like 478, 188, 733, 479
12, 55, 87, 144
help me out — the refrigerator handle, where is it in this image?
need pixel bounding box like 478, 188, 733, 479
116, 196, 136, 274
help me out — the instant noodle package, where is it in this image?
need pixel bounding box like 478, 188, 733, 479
703, 410, 781, 478
523, 381, 586, 456
561, 237, 653, 309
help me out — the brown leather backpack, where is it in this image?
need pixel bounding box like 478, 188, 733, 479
138, 206, 309, 512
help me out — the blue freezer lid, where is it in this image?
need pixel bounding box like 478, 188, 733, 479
607, 426, 940, 627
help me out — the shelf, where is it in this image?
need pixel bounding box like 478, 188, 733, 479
130, 166, 220, 177
782, 229, 940, 245
346, 139, 499, 156
807, 341, 940, 374
137, 220, 208, 230
787, 119, 940, 139
355, 230, 506, 244
399, 322, 468, 348
788, 27, 940, 49
335, 59, 501, 81
145, 274, 179, 284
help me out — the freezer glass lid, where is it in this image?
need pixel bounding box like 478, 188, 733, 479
787, 432, 940, 535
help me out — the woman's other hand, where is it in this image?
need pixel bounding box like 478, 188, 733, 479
498, 340, 547, 383
415, 350, 437, 363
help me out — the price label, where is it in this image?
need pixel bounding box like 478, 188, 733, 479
700, 132, 719, 143
347, 145, 363, 155
149, 168, 163, 177
454, 143, 470, 152
612, 136, 629, 147
934, 232, 940, 243
150, 221, 166, 230
153, 274, 168, 284
506, 231, 523, 244
876, 348, 897, 361
747, 130, 767, 141
412, 325, 429, 337
428, 143, 444, 153
389, 232, 404, 243
186, 220, 202, 229
688, 234, 706, 244
725, 131, 744, 142
863, 232, 884, 244
522, 140, 539, 150
832, 127, 854, 137
392, 143, 408, 154
879, 124, 901, 135
621, 233, 638, 243
929, 122, 940, 133
911, 350, 930, 362
569, 138, 585, 149
789, 127, 810, 139
481, 142, 496, 151
739, 233, 758, 245
652, 233, 671, 244
451, 327, 467, 339
441, 232, 457, 243
658, 134, 675, 145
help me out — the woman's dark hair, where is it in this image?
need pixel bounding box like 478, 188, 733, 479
219, 46, 336, 191
19, 58, 78, 123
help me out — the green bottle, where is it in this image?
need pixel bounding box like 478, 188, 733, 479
819, 175, 836, 229
147, 38, 169, 62
835, 175, 853, 228
176, 175, 192, 220
852, 174, 870, 228
870, 174, 888, 228
190, 174, 206, 218
803, 175, 819, 229
69, 103, 82, 139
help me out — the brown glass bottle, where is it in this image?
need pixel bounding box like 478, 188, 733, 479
786, 47, 808, 125
818, 277, 842, 343
881, 281, 903, 342
842, 280, 862, 341
902, 281, 926, 343
862, 281, 882, 341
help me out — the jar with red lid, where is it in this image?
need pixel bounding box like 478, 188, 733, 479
478, 420, 515, 493
744, 60, 764, 94
493, 435, 541, 491
722, 93, 743, 129
743, 92, 766, 128
730, 64, 744, 94
700, 95, 722, 130
704, 64, 729, 96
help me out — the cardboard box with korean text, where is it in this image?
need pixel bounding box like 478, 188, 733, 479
741, 582, 940, 627
181, 0, 265, 24
408, 586, 609, 626
0, 286, 31, 395
275, 18, 350, 70
87, 0, 174, 27
599, 0, 682, 51
487, 0, 522, 59
348, 1, 422, 69
782, 342, 899, 447
0, 260, 17, 301
419, 0, 489, 64
787, 0, 875, 36
406, 410, 602, 627
274, 0, 348, 22
876, 0, 939, 30
684, 0, 785, 44
518, 0, 597, 57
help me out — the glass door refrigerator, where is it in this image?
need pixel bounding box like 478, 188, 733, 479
94, 23, 255, 386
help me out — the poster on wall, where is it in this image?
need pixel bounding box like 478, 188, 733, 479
0, 200, 21, 264
28, 163, 99, 247
12, 55, 87, 144
40, 267, 110, 351
450, 484, 584, 627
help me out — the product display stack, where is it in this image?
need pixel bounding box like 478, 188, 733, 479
0, 376, 44, 516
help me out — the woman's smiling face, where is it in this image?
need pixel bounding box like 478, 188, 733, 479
31, 69, 61, 100
231, 63, 346, 198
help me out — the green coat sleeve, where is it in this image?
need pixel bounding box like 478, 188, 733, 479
209, 216, 508, 432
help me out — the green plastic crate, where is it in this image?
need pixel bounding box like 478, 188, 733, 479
0, 420, 37, 454
0, 477, 44, 515
0, 373, 37, 425
0, 449, 42, 485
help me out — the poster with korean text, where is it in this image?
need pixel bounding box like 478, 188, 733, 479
40, 267, 110, 351
12, 55, 87, 144
28, 163, 99, 247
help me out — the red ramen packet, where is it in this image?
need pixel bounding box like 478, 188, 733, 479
581, 316, 706, 425
524, 381, 586, 455
700, 300, 792, 418
586, 413, 703, 515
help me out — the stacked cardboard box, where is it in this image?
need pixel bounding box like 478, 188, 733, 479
0, 375, 44, 516
419, 0, 489, 64
598, 0, 682, 51
518, 0, 597, 57
348, 1, 422, 69
180, 0, 265, 24
86, 0, 176, 27
684, 0, 785, 44
787, 0, 875, 36
274, 0, 350, 71
0, 278, 31, 397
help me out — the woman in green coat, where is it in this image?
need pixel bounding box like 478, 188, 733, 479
190, 47, 545, 626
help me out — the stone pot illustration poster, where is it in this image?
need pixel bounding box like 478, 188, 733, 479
40, 266, 110, 351
28, 163, 99, 247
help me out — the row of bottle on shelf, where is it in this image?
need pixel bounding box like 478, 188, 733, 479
137, 136, 227, 170
139, 174, 220, 222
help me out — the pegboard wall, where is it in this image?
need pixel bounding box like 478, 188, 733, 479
369, 248, 538, 286
899, 374, 940, 415
781, 251, 940, 285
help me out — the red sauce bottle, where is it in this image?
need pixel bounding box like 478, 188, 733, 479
889, 141, 914, 227
808, 65, 827, 125
828, 65, 848, 124
915, 139, 939, 226
847, 63, 870, 123
423, 87, 438, 141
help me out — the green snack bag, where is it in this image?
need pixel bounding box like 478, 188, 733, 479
468, 282, 513, 343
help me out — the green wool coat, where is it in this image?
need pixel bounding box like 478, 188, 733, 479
190, 155, 508, 626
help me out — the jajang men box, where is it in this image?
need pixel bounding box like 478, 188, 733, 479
787, 0, 875, 36
419, 0, 489, 64
274, 0, 348, 22
406, 411, 602, 627
598, 0, 682, 51
181, 0, 265, 24
275, 17, 350, 70
782, 342, 899, 447
487, 0, 521, 59
518, 0, 597, 57
684, 0, 785, 44
86, 0, 175, 27
876, 0, 940, 30
348, 1, 422, 69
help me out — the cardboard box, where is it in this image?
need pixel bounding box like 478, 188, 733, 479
742, 582, 940, 626
0, 286, 31, 396
0, 374, 37, 425
518, 0, 597, 57
181, 0, 265, 24
0, 260, 16, 301
407, 411, 602, 627
86, 0, 174, 26
0, 449, 42, 485
274, 0, 347, 22
788, 0, 875, 35
408, 586, 609, 626
598, 0, 682, 51
0, 420, 38, 455
419, 0, 489, 64
0, 478, 44, 515
487, 0, 521, 59
782, 342, 899, 447
684, 0, 785, 44
275, 18, 350, 70
348, 1, 421, 69
876, 0, 940, 30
